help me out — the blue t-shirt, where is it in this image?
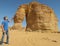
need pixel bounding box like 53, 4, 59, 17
2, 20, 9, 31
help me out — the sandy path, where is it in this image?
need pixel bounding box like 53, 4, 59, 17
0, 30, 60, 46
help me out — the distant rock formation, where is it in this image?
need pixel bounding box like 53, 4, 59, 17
13, 2, 58, 32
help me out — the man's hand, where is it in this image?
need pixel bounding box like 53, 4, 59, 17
2, 30, 5, 32
2, 29, 5, 32
9, 17, 14, 22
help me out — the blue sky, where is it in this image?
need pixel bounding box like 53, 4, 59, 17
0, 0, 60, 31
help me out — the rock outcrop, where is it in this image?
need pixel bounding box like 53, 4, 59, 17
26, 2, 58, 32
12, 4, 27, 30
13, 2, 58, 32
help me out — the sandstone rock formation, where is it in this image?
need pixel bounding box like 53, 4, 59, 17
13, 2, 58, 32
26, 2, 58, 32
12, 4, 27, 30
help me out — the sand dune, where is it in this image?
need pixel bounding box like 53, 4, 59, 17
0, 30, 60, 46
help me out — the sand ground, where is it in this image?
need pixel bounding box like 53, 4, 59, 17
0, 30, 60, 46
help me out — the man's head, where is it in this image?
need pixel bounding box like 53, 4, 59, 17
4, 16, 8, 20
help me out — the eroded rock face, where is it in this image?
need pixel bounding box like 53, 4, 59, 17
13, 2, 58, 32
13, 4, 27, 30
26, 2, 58, 32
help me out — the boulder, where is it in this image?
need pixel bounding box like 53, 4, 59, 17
26, 2, 58, 32
13, 4, 27, 30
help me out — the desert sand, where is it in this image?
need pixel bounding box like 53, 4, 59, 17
0, 29, 60, 46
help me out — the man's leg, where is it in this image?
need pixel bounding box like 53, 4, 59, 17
1, 32, 5, 43
6, 31, 9, 44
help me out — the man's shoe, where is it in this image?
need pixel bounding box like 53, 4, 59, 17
5, 42, 9, 44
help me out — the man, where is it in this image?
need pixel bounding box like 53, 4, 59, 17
1, 16, 13, 44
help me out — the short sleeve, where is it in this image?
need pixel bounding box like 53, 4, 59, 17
2, 21, 4, 25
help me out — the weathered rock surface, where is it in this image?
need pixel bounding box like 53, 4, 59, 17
26, 2, 58, 32
13, 2, 58, 32
13, 4, 27, 30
